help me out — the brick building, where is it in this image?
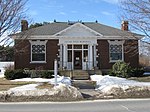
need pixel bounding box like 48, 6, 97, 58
11, 20, 143, 71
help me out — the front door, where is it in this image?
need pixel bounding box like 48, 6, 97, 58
74, 50, 82, 69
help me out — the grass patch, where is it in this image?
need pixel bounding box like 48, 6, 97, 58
36, 82, 54, 89
128, 76, 150, 82
0, 78, 35, 91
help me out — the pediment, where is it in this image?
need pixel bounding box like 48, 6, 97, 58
54, 23, 102, 37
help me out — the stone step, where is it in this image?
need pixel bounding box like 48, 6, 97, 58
73, 75, 89, 80
59, 70, 102, 80
72, 70, 89, 80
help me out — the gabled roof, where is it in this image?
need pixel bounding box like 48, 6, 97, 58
12, 22, 143, 39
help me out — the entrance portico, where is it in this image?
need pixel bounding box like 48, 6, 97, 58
59, 38, 97, 70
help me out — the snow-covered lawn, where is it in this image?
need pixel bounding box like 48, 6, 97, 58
91, 75, 150, 93
8, 84, 38, 92
2, 76, 83, 101
12, 75, 71, 85
9, 76, 71, 92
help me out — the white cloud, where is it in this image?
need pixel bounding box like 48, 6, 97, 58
59, 12, 67, 15
101, 11, 114, 16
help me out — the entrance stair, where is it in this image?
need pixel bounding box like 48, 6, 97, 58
72, 70, 89, 80
59, 70, 89, 80
59, 70, 102, 80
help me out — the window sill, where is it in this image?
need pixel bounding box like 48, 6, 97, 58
30, 61, 47, 64
109, 60, 124, 63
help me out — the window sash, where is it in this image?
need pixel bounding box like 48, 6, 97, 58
32, 53, 45, 61
30, 40, 47, 63
110, 53, 122, 61
109, 44, 123, 62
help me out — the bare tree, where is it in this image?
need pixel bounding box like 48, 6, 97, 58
120, 0, 150, 43
0, 0, 27, 45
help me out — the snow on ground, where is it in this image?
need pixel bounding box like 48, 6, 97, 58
91, 75, 150, 93
8, 84, 39, 92
6, 77, 83, 100
9, 76, 71, 93
0, 68, 5, 78
12, 75, 71, 85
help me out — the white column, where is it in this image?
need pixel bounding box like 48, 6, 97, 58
82, 45, 84, 70
54, 59, 57, 86
89, 44, 93, 70
59, 44, 63, 68
72, 47, 74, 70
63, 44, 67, 68
93, 45, 97, 67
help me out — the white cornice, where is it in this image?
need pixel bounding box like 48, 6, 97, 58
12, 35, 143, 40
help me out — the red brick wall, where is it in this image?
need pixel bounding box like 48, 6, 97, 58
97, 40, 139, 69
124, 40, 139, 68
15, 39, 59, 70
15, 39, 139, 70
97, 40, 113, 69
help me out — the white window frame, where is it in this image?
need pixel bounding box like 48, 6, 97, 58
29, 40, 47, 63
108, 40, 125, 63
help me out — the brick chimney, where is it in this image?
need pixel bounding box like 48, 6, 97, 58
121, 21, 128, 31
21, 20, 28, 31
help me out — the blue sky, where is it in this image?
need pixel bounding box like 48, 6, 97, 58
26, 0, 121, 28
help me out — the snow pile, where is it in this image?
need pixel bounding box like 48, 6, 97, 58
8, 84, 39, 92
53, 84, 83, 99
0, 76, 83, 101
7, 84, 75, 96
49, 76, 71, 85
0, 84, 83, 101
8, 76, 71, 94
90, 75, 150, 94
12, 75, 71, 85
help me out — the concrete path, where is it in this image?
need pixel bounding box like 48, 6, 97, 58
72, 80, 99, 99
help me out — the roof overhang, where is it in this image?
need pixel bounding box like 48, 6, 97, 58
11, 35, 143, 40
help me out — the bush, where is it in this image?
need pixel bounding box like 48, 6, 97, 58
108, 70, 116, 76
40, 70, 54, 78
4, 69, 29, 80
129, 68, 144, 77
109, 61, 130, 78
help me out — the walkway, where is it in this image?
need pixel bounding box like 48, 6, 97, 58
72, 80, 99, 99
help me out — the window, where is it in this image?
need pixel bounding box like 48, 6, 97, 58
74, 45, 82, 49
83, 45, 88, 49
32, 45, 45, 61
67, 45, 72, 49
110, 45, 122, 61
108, 40, 124, 62
30, 40, 47, 63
